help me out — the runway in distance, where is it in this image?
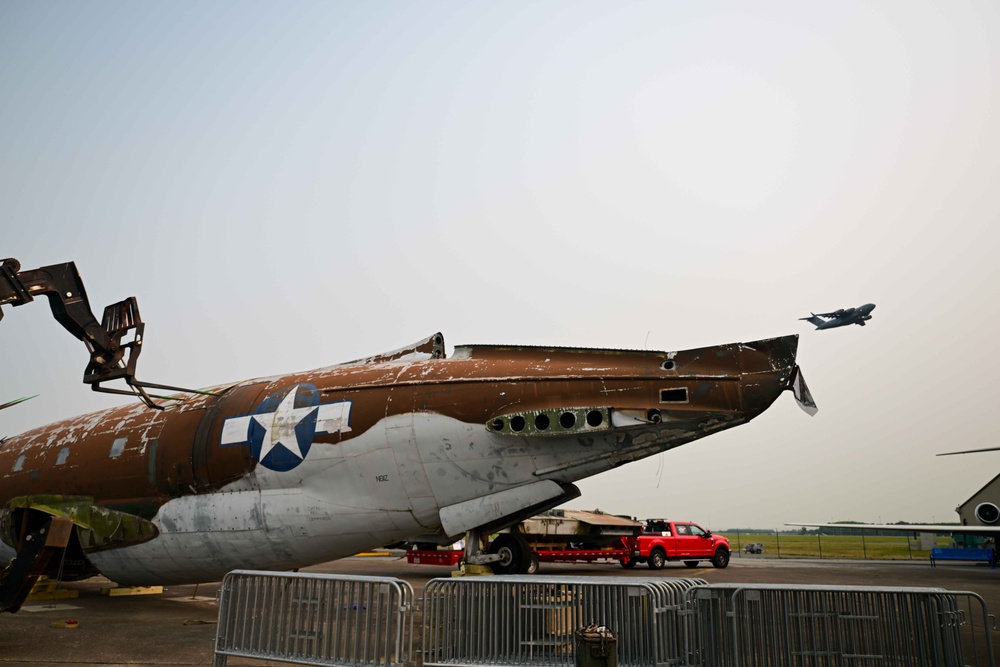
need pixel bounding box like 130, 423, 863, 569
800, 303, 876, 330
1, 330, 811, 612
788, 522, 1000, 536
791, 450, 1000, 540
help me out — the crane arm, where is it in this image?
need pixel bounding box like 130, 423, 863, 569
1, 257, 209, 409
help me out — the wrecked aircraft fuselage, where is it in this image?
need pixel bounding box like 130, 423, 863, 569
1, 332, 802, 588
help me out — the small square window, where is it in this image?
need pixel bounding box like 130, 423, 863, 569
660, 388, 688, 403
109, 438, 127, 458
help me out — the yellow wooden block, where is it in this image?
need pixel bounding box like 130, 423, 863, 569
27, 588, 79, 601
31, 581, 60, 594
451, 563, 493, 577
101, 586, 163, 597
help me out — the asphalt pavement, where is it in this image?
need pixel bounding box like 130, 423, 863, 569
2, 554, 998, 666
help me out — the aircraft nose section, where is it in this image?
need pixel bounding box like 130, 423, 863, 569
737, 334, 799, 420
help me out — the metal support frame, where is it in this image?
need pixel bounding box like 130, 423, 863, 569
685, 583, 997, 667
210, 571, 999, 667
0, 512, 73, 613
213, 570, 415, 667
422, 575, 706, 667
1, 257, 212, 409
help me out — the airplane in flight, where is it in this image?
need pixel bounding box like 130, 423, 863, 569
800, 303, 876, 330
0, 330, 811, 612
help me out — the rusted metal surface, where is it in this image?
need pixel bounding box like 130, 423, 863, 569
1, 330, 803, 588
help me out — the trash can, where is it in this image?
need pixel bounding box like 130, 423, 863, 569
574, 624, 617, 667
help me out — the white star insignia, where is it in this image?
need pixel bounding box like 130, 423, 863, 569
255, 390, 310, 462
220, 387, 352, 471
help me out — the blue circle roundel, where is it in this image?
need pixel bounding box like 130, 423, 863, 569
219, 384, 352, 472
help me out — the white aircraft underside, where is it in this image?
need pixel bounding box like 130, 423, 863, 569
81, 409, 721, 585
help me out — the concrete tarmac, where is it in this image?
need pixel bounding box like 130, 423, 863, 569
2, 555, 998, 666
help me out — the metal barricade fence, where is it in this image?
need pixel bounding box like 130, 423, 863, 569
213, 570, 415, 667
421, 575, 706, 667
684, 583, 996, 667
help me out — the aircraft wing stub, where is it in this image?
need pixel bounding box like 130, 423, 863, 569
338, 332, 446, 367
937, 446, 1000, 456
0, 395, 38, 412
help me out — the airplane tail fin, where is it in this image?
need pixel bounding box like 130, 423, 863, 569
799, 314, 825, 328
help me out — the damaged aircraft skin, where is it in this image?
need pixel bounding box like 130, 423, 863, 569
1, 332, 803, 587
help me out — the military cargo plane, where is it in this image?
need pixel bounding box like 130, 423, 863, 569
800, 303, 876, 330
1, 330, 809, 611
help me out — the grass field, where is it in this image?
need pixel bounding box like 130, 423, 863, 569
720, 532, 954, 561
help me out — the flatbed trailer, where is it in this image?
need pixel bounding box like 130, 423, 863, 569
405, 509, 642, 572
405, 544, 633, 567
532, 545, 633, 565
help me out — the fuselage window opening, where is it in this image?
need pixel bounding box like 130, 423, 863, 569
660, 388, 688, 403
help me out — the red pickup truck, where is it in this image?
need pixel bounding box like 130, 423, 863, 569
625, 519, 730, 569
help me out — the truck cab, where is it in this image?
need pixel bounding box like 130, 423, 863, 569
628, 519, 730, 569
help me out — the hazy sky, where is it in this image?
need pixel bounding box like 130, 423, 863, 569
3, 2, 999, 529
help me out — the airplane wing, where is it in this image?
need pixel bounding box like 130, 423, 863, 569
814, 307, 855, 319
0, 395, 38, 412
938, 446, 1000, 456
787, 522, 1000, 535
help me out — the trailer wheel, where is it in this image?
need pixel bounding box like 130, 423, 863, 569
488, 534, 532, 574
620, 557, 637, 569
527, 553, 540, 575
648, 548, 666, 570
712, 547, 730, 569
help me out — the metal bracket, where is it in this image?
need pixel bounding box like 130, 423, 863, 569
1, 257, 213, 410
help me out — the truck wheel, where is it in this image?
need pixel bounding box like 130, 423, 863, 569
488, 534, 531, 574
712, 547, 730, 569
620, 557, 637, 569
527, 553, 540, 575
683, 561, 699, 568
648, 548, 666, 570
